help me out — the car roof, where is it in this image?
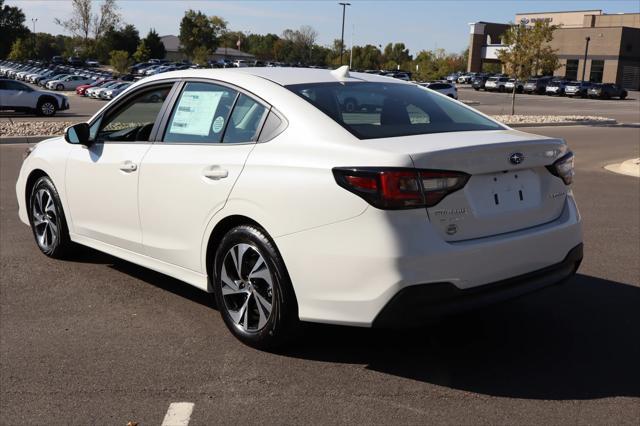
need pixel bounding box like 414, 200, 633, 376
144, 67, 409, 87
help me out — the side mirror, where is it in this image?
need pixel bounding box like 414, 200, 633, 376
64, 122, 91, 146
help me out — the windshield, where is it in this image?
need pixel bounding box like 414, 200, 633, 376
286, 82, 504, 140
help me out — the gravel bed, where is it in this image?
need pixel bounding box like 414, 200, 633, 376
0, 114, 617, 137
1, 121, 74, 137
493, 115, 615, 125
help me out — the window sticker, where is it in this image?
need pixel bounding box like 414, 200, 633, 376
212, 116, 225, 133
169, 91, 223, 136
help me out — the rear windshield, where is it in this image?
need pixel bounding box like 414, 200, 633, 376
286, 82, 503, 140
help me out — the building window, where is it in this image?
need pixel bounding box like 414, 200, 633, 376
590, 60, 605, 83
566, 59, 579, 80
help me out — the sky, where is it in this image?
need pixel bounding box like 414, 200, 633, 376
8, 0, 640, 54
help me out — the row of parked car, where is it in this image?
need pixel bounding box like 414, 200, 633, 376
449, 71, 629, 100
477, 75, 627, 99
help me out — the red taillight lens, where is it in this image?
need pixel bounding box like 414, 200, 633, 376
546, 151, 574, 185
333, 168, 469, 210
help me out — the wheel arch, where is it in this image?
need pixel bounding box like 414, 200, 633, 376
24, 169, 49, 211
37, 94, 60, 109
203, 214, 298, 310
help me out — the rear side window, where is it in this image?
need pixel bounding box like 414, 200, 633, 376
286, 82, 503, 140
164, 82, 238, 143
223, 94, 268, 143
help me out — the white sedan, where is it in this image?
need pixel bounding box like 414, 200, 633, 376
46, 75, 93, 91
16, 67, 583, 349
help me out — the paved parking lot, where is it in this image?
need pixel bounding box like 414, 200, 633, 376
1, 124, 638, 424
1, 82, 639, 126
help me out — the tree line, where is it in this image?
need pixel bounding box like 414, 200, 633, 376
1, 0, 474, 80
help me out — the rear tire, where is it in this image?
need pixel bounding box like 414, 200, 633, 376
56, 84, 63, 91
28, 176, 73, 258
213, 225, 299, 350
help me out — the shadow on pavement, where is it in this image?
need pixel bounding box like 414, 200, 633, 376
282, 274, 640, 400
68, 247, 640, 401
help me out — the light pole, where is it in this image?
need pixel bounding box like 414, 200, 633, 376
338, 2, 350, 66
31, 18, 38, 56
581, 36, 591, 83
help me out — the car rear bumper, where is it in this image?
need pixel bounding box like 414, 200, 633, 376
373, 243, 582, 327
276, 194, 583, 327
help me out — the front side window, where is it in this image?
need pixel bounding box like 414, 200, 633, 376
96, 85, 172, 142
287, 82, 503, 140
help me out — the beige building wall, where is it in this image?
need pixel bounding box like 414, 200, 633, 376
515, 10, 601, 27
588, 13, 640, 28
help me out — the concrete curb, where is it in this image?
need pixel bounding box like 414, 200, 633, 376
0, 136, 56, 144
507, 119, 617, 128
604, 158, 640, 178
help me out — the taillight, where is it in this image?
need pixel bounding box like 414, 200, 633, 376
333, 168, 469, 210
546, 152, 574, 185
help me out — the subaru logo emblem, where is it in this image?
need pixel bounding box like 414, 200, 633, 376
509, 153, 525, 165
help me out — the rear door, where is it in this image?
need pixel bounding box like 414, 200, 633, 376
138, 80, 269, 272
1, 80, 38, 108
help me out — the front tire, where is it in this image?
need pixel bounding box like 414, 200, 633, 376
37, 99, 57, 117
56, 84, 64, 91
213, 225, 299, 349
28, 176, 73, 258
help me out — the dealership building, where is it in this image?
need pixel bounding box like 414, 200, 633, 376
467, 10, 640, 89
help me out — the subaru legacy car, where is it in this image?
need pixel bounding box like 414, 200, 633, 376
16, 67, 583, 349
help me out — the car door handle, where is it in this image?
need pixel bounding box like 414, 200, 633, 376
119, 161, 138, 172
203, 167, 229, 180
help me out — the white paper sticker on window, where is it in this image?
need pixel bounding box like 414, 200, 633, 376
169, 91, 223, 136
212, 116, 225, 133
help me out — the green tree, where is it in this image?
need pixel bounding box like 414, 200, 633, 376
143, 28, 165, 59
133, 40, 151, 62
7, 38, 33, 60
0, 0, 30, 58
350, 44, 382, 70
109, 49, 130, 74
192, 46, 211, 65
497, 20, 559, 114
179, 10, 226, 59
33, 33, 62, 60
101, 24, 139, 57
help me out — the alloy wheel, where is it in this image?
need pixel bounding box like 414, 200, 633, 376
41, 102, 55, 116
31, 188, 58, 251
220, 243, 274, 332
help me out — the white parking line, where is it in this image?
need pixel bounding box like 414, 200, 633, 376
161, 402, 195, 426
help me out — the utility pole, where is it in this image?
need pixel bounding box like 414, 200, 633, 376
582, 36, 590, 83
349, 24, 354, 69
338, 2, 350, 66
31, 18, 38, 57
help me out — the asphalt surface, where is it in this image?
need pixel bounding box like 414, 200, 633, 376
1, 82, 639, 125
1, 125, 639, 424
458, 86, 640, 124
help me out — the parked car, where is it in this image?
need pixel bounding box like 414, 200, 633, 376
564, 81, 592, 98
445, 72, 461, 83
68, 56, 84, 67
0, 78, 69, 116
484, 76, 509, 92
545, 79, 570, 96
52, 56, 66, 65
471, 74, 491, 91
46, 75, 93, 91
76, 79, 113, 96
102, 82, 133, 100
85, 59, 100, 67
457, 73, 477, 84
505, 79, 524, 93
523, 76, 554, 95
233, 60, 249, 68
588, 83, 628, 99
15, 67, 582, 349
87, 80, 123, 98
419, 81, 458, 99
